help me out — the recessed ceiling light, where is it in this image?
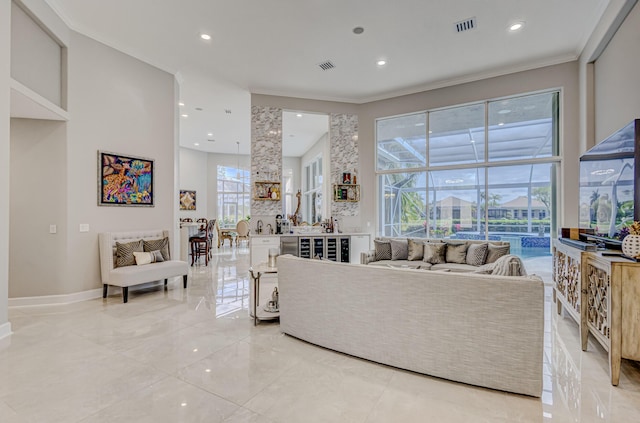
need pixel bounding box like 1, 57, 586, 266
200, 33, 211, 40
509, 22, 524, 31
207, 133, 213, 137
178, 102, 184, 106
498, 122, 504, 126
181, 114, 188, 118
353, 26, 364, 35
377, 60, 387, 66
428, 130, 433, 134
194, 142, 199, 146
296, 113, 302, 118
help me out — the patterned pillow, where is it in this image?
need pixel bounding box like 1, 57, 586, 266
423, 243, 446, 264
115, 240, 144, 268
407, 239, 425, 261
143, 237, 170, 261
390, 239, 409, 260
466, 243, 489, 266
374, 240, 392, 261
486, 243, 510, 264
133, 250, 165, 266
445, 242, 468, 264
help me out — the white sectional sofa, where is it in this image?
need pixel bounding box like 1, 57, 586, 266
277, 254, 544, 397
98, 229, 189, 303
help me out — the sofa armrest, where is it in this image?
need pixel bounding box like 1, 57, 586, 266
361, 250, 376, 264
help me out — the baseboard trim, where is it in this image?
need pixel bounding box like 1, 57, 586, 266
0, 321, 13, 340
9, 288, 103, 308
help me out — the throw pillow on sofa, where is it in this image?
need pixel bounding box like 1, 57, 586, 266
390, 239, 409, 260
407, 238, 425, 261
115, 239, 144, 268
143, 237, 171, 261
466, 243, 488, 266
423, 242, 446, 264
133, 250, 165, 266
486, 243, 510, 264
445, 241, 468, 264
374, 239, 392, 261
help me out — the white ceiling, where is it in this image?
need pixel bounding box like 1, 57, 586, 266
44, 0, 609, 155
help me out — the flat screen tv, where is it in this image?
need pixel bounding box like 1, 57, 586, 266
579, 119, 640, 246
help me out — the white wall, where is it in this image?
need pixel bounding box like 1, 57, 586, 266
9, 119, 67, 297
1, 0, 12, 338
593, 1, 640, 140
7, 27, 177, 298
10, 1, 62, 106
178, 147, 208, 220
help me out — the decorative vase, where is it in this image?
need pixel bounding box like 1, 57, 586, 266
622, 234, 640, 258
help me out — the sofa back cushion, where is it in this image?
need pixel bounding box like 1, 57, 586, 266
466, 243, 488, 266
390, 239, 409, 260
374, 239, 392, 261
486, 243, 510, 264
407, 238, 425, 261
423, 242, 446, 264
445, 241, 468, 264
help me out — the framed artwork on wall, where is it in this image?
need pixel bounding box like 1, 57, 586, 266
179, 190, 196, 210
98, 151, 154, 206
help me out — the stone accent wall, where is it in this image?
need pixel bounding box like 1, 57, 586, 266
251, 106, 282, 215
330, 113, 359, 216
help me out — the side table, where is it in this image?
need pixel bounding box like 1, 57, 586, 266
249, 263, 278, 326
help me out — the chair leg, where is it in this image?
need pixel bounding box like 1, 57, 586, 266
103, 284, 108, 298
164, 279, 168, 289
122, 287, 129, 303
183, 274, 188, 288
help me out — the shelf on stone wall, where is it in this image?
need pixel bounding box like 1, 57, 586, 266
333, 184, 360, 202
254, 181, 281, 200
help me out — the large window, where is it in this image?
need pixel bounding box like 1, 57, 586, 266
217, 165, 250, 227
376, 91, 560, 257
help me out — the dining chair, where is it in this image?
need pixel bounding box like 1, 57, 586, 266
235, 220, 250, 247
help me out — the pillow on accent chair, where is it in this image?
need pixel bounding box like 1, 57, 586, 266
143, 237, 171, 261
407, 239, 425, 261
133, 250, 165, 266
445, 242, 468, 264
423, 243, 446, 264
466, 243, 488, 266
390, 239, 409, 260
374, 239, 392, 261
486, 243, 510, 264
115, 240, 144, 268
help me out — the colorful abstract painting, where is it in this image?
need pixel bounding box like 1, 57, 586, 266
99, 151, 154, 206
179, 190, 196, 210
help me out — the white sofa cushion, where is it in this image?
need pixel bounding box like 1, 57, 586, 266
109, 260, 188, 287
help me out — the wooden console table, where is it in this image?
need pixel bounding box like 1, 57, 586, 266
553, 240, 640, 385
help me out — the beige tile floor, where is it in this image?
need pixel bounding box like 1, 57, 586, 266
1, 247, 640, 422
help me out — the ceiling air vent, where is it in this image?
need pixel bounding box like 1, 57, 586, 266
455, 17, 476, 33
317, 60, 335, 71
